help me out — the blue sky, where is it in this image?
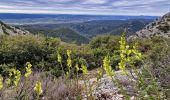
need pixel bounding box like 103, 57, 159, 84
0, 0, 169, 16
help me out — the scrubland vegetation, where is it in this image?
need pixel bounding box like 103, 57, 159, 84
0, 34, 169, 100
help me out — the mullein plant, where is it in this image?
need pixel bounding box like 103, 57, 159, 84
34, 80, 43, 100
118, 33, 132, 74
0, 75, 3, 99
9, 68, 21, 92
66, 50, 72, 79
25, 62, 32, 78
57, 50, 66, 77
24, 62, 32, 100
0, 75, 3, 90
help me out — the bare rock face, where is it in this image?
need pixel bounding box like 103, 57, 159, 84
0, 21, 30, 35
136, 12, 170, 38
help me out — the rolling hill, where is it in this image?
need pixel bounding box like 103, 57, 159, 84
28, 28, 90, 44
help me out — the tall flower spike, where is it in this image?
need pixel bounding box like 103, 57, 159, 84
34, 80, 43, 96
118, 34, 128, 74
0, 75, 3, 90
81, 64, 88, 75
75, 64, 79, 72
14, 70, 21, 87
57, 51, 62, 63
67, 50, 72, 68
132, 43, 142, 60
103, 56, 114, 76
25, 62, 32, 78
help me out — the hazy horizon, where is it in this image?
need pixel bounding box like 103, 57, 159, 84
0, 0, 169, 16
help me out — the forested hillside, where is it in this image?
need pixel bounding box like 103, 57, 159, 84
28, 28, 89, 44
20, 19, 153, 38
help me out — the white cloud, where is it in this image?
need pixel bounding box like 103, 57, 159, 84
112, 0, 168, 7
0, 0, 169, 16
82, 0, 107, 4
0, 5, 14, 9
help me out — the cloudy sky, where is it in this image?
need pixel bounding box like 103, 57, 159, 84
0, 0, 169, 16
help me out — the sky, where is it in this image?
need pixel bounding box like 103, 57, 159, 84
0, 0, 169, 16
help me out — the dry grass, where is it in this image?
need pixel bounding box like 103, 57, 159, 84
0, 73, 83, 100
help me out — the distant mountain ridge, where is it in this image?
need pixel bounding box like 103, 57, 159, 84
0, 21, 29, 35
136, 12, 170, 38
0, 13, 159, 25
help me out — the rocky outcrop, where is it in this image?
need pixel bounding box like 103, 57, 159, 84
0, 21, 30, 35
136, 12, 170, 38
79, 71, 137, 100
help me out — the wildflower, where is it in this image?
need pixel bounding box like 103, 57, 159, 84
57, 51, 62, 63
14, 70, 21, 87
9, 71, 12, 77
0, 75, 3, 90
118, 34, 129, 74
132, 44, 142, 60
103, 56, 114, 76
67, 50, 72, 68
81, 64, 88, 75
118, 60, 127, 74
34, 80, 43, 96
75, 64, 79, 72
25, 62, 32, 78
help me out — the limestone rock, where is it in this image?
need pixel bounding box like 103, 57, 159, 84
0, 21, 30, 35
135, 12, 170, 38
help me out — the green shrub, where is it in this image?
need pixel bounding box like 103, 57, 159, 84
0, 35, 61, 72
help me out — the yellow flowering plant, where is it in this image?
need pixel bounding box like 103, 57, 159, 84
80, 64, 88, 75
103, 56, 114, 76
34, 80, 43, 99
9, 68, 21, 87
75, 64, 79, 73
57, 51, 62, 63
25, 62, 32, 78
57, 50, 65, 76
67, 50, 72, 68
0, 75, 3, 90
24, 62, 32, 100
14, 70, 21, 87
66, 50, 72, 78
